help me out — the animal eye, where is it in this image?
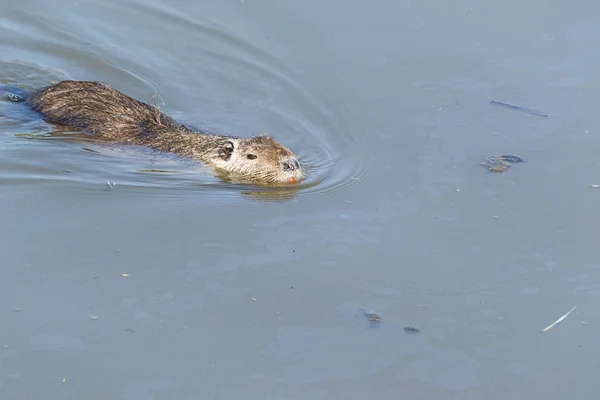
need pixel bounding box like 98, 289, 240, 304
247, 154, 257, 160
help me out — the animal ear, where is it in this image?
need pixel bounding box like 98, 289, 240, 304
218, 140, 235, 161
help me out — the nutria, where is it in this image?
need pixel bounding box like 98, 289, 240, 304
10, 80, 303, 185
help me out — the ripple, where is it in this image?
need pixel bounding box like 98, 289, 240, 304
0, 4, 371, 203
0, 60, 67, 86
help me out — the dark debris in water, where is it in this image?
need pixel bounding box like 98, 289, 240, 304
403, 326, 420, 335
480, 154, 526, 172
491, 154, 525, 163
489, 100, 548, 117
81, 147, 101, 154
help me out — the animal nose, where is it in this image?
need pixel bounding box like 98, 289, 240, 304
282, 159, 300, 171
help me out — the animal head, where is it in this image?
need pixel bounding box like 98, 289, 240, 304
212, 135, 303, 185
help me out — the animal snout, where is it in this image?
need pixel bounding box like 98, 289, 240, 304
281, 159, 300, 171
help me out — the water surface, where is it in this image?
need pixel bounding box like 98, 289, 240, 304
1, 0, 600, 399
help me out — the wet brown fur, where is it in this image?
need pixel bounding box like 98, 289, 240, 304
25, 80, 303, 184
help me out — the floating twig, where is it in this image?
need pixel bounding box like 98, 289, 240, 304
489, 100, 548, 117
541, 305, 577, 333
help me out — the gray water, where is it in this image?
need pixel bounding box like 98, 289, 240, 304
1, 0, 600, 399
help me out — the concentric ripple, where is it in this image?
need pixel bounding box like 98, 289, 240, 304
0, 4, 372, 203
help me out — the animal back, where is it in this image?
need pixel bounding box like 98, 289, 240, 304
26, 80, 177, 141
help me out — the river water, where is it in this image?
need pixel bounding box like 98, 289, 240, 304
1, 0, 600, 399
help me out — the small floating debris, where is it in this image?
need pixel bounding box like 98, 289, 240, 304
106, 181, 115, 189
121, 273, 129, 277
480, 154, 526, 172
488, 162, 510, 172
89, 315, 99, 320
12, 308, 22, 312
591, 185, 600, 189
251, 297, 257, 302
541, 305, 577, 333
360, 309, 382, 324
489, 100, 548, 117
404, 326, 420, 335
491, 154, 526, 163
